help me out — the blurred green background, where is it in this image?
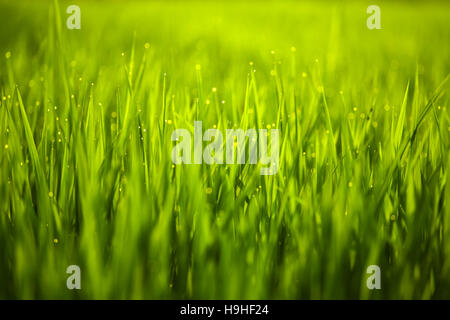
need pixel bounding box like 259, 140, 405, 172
0, 0, 449, 299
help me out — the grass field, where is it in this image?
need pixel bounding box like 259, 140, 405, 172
0, 0, 449, 299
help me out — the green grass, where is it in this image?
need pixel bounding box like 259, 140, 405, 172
0, 0, 449, 299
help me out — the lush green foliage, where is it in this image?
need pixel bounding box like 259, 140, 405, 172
0, 0, 449, 299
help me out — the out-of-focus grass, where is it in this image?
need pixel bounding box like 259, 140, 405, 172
0, 0, 449, 299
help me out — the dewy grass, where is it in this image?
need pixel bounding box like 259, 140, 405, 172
171, 121, 280, 175
0, 0, 449, 299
